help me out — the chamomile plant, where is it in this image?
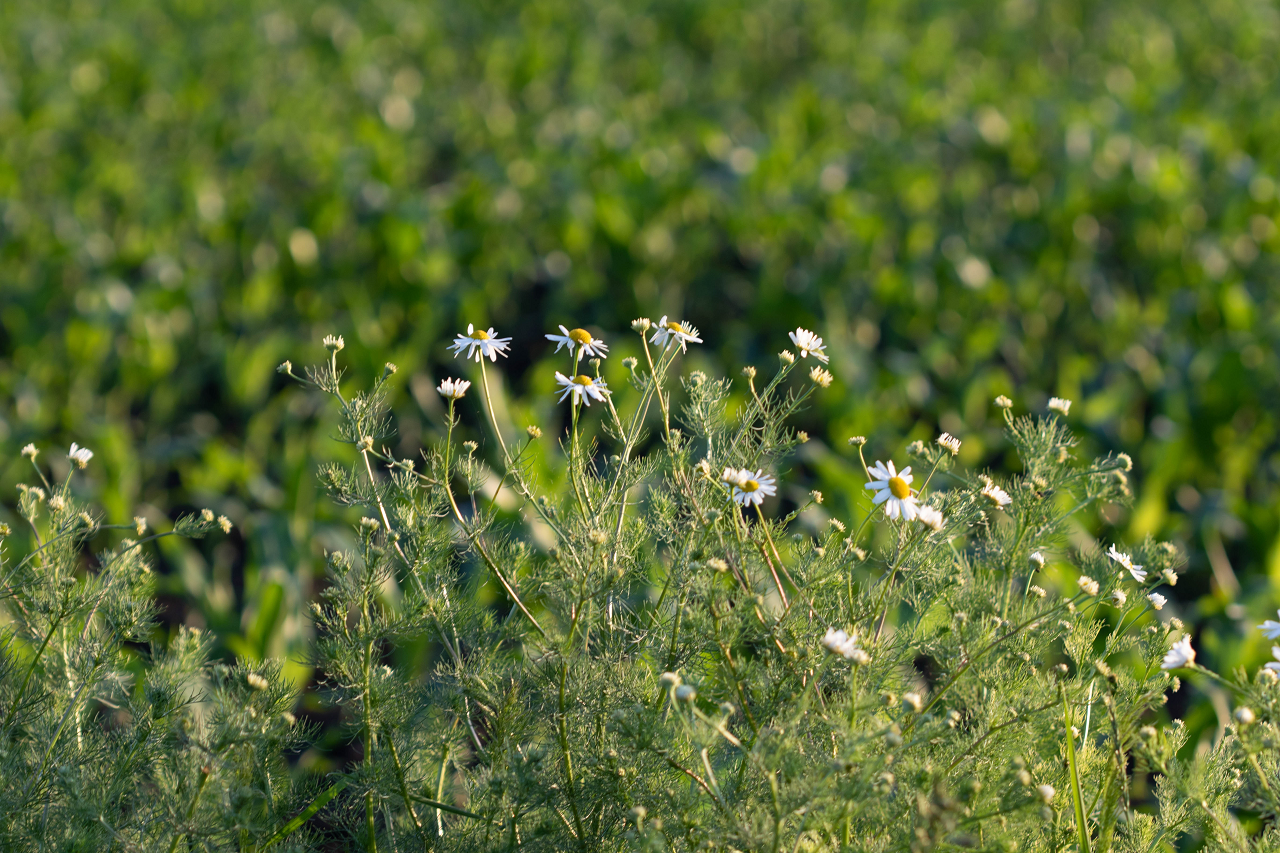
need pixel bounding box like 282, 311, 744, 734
8, 323, 1280, 851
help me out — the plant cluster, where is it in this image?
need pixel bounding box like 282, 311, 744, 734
4, 322, 1280, 851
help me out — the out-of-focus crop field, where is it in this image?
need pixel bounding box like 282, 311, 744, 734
1, 0, 1278, 726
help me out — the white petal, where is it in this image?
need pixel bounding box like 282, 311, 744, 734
872, 490, 891, 506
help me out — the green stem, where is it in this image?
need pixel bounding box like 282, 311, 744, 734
478, 359, 511, 463
1062, 684, 1092, 853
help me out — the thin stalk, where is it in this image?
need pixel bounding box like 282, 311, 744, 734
478, 359, 511, 463
2, 612, 64, 731
556, 662, 588, 849
167, 766, 212, 853
1062, 684, 1091, 853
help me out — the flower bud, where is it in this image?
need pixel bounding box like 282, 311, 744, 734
741, 365, 757, 379
631, 318, 652, 332
323, 334, 344, 352
1234, 707, 1256, 726
357, 436, 374, 452
847, 436, 866, 446
778, 350, 796, 365
526, 425, 542, 439
994, 395, 1013, 409
674, 684, 697, 703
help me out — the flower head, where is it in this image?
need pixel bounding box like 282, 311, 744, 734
1106, 544, 1147, 583
21, 444, 37, 460
437, 378, 471, 400
1162, 569, 1178, 587
68, 443, 93, 469
788, 328, 829, 363
1161, 636, 1196, 670
725, 468, 777, 507
1037, 784, 1056, 804
1111, 589, 1127, 607
1029, 551, 1045, 569
323, 334, 344, 352
821, 628, 868, 663
994, 395, 1013, 409
917, 505, 945, 532
449, 324, 512, 362
555, 372, 611, 406
546, 325, 609, 359
1148, 592, 1167, 611
980, 477, 1012, 508
247, 672, 269, 691
1260, 611, 1280, 640
865, 460, 919, 521
1077, 575, 1099, 596
809, 366, 834, 388
650, 316, 702, 352
631, 317, 652, 332
1047, 397, 1072, 416
936, 433, 961, 456
778, 350, 796, 365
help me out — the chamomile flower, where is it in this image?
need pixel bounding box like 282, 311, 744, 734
68, 443, 93, 469
545, 325, 609, 359
555, 372, 611, 406
865, 460, 919, 521
1265, 646, 1280, 674
821, 628, 869, 663
1106, 545, 1147, 583
1047, 397, 1072, 416
437, 378, 471, 400
788, 327, 829, 363
1259, 612, 1280, 640
726, 468, 777, 507
809, 366, 834, 388
979, 477, 1012, 508
650, 316, 703, 352
449, 324, 512, 362
1111, 589, 1127, 607
1148, 592, 1166, 611
936, 433, 961, 456
1077, 575, 1099, 596
917, 505, 945, 532
1161, 636, 1196, 670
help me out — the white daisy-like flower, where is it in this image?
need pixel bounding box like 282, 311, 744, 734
809, 366, 834, 388
21, 443, 38, 460
1029, 551, 1046, 569
1077, 575, 1099, 596
1106, 545, 1147, 583
1259, 612, 1280, 639
436, 378, 471, 400
1037, 785, 1056, 804
1047, 397, 1072, 416
1265, 646, 1280, 674
917, 505, 945, 532
727, 468, 777, 507
1161, 636, 1196, 670
936, 433, 961, 456
1162, 569, 1178, 587
980, 478, 1012, 508
1148, 592, 1167, 611
449, 324, 513, 362
545, 325, 609, 359
821, 627, 868, 662
323, 334, 344, 351
865, 460, 919, 521
68, 443, 93, 469
1111, 589, 1127, 607
555, 372, 611, 406
649, 316, 703, 352
788, 327, 829, 363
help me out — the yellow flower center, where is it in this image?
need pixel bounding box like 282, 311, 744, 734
888, 476, 911, 499
666, 321, 683, 331
472, 329, 490, 340
573, 374, 594, 386
568, 328, 593, 345
741, 479, 760, 493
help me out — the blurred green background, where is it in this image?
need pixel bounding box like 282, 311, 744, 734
1, 0, 1278, 728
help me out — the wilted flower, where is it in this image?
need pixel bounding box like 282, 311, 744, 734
449, 324, 512, 362
809, 366, 833, 388
788, 328, 829, 363
1106, 545, 1147, 583
555, 372, 611, 406
1162, 636, 1196, 670
437, 378, 471, 400
865, 460, 919, 521
68, 443, 93, 469
917, 505, 945, 532
546, 325, 609, 359
1047, 397, 1072, 416
1077, 575, 1099, 596
650, 316, 702, 352
936, 433, 961, 456
980, 478, 1012, 508
1148, 593, 1167, 611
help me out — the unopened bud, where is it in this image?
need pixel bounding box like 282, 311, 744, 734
741, 366, 757, 379
357, 436, 374, 452
778, 350, 796, 365
1234, 707, 1256, 726
631, 318, 652, 332
526, 425, 542, 439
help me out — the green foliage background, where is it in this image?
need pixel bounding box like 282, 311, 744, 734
1, 0, 1278, 724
